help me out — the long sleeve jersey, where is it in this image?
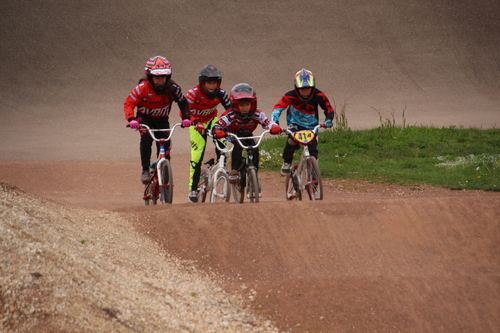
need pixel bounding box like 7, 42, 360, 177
185, 85, 231, 124
214, 109, 276, 137
271, 88, 334, 129
124, 80, 190, 121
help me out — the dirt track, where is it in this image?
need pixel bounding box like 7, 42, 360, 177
1, 0, 499, 332
1, 157, 499, 332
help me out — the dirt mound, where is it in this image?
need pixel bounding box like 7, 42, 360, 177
0, 182, 280, 333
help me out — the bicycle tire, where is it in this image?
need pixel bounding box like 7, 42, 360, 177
232, 171, 245, 204
285, 172, 302, 201
247, 168, 260, 203
197, 169, 209, 203
143, 181, 154, 205
210, 172, 231, 203
144, 178, 159, 205
159, 160, 173, 204
305, 157, 323, 200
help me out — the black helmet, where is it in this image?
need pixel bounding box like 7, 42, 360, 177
199, 64, 222, 99
230, 83, 257, 123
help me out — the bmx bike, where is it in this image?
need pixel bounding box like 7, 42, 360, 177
133, 123, 181, 205
284, 124, 325, 201
196, 130, 233, 203
226, 130, 270, 204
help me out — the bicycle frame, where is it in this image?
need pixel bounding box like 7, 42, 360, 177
285, 124, 324, 201
139, 123, 181, 205
226, 130, 270, 203
197, 130, 233, 203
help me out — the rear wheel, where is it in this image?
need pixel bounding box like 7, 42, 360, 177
232, 171, 245, 204
197, 169, 209, 203
247, 168, 260, 203
144, 179, 159, 205
159, 160, 173, 204
285, 172, 302, 201
211, 172, 230, 203
305, 157, 323, 200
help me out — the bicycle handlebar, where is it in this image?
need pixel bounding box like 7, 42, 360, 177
283, 124, 325, 136
138, 123, 182, 142
206, 129, 234, 153
225, 130, 271, 149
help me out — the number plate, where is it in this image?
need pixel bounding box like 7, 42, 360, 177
293, 130, 315, 145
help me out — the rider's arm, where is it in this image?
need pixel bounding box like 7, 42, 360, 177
124, 82, 146, 121
172, 84, 191, 120
315, 89, 335, 121
255, 110, 277, 130
218, 89, 232, 110
271, 93, 293, 124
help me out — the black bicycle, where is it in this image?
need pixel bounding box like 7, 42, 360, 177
226, 130, 269, 204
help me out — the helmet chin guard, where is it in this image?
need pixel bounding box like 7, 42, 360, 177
294, 68, 315, 102
199, 64, 222, 99
144, 56, 172, 94
230, 83, 257, 121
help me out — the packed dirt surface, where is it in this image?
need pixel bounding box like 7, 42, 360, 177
2, 158, 499, 332
1, 0, 499, 332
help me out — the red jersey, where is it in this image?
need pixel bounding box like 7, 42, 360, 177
185, 85, 231, 124
214, 109, 276, 137
124, 80, 189, 121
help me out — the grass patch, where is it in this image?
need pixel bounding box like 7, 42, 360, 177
259, 107, 499, 191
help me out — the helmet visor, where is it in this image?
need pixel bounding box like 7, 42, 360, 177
150, 68, 172, 76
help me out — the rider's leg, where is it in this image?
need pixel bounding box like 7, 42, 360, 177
188, 125, 208, 192
231, 143, 244, 171
282, 138, 299, 164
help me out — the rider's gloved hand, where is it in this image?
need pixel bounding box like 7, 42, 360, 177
129, 120, 140, 129
323, 119, 333, 128
270, 124, 281, 135
214, 129, 226, 139
195, 123, 205, 134
181, 119, 192, 128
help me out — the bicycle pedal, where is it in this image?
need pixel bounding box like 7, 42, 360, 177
228, 172, 240, 184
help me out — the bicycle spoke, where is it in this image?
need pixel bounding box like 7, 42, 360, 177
211, 172, 230, 203
305, 158, 323, 200
197, 169, 209, 203
247, 169, 259, 203
232, 171, 245, 204
159, 160, 173, 204
285, 173, 302, 201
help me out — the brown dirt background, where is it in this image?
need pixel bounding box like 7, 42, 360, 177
1, 0, 499, 332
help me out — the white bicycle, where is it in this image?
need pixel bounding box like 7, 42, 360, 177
196, 130, 233, 203
130, 123, 181, 205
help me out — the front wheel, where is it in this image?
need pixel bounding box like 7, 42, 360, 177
232, 171, 245, 204
159, 160, 173, 204
305, 157, 323, 200
247, 168, 260, 203
210, 172, 231, 203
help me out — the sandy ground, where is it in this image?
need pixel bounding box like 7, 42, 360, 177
1, 0, 499, 332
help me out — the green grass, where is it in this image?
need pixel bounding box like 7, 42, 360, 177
259, 107, 500, 191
